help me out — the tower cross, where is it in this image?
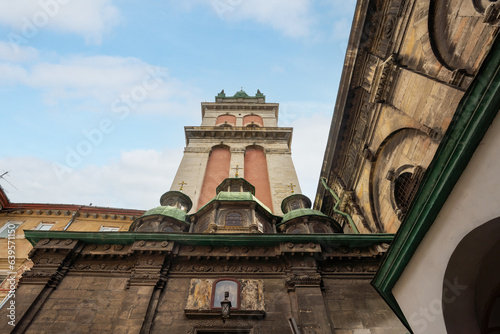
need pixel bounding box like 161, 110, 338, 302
232, 165, 241, 178
286, 182, 296, 194
178, 181, 187, 191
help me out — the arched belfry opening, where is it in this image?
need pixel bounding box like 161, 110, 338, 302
244, 145, 273, 212
197, 145, 231, 209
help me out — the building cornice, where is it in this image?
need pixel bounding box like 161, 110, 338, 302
1, 201, 144, 218
201, 103, 279, 119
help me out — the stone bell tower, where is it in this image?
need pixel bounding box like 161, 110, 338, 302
171, 90, 301, 215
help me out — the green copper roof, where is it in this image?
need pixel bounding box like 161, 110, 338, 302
216, 89, 265, 100
216, 191, 254, 201
24, 230, 394, 247
141, 206, 188, 224
279, 208, 330, 225
198, 191, 273, 214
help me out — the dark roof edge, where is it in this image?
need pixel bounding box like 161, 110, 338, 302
314, 0, 372, 209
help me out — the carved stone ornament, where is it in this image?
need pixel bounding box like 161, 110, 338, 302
474, 0, 500, 25
321, 262, 379, 274
171, 263, 286, 273
285, 273, 322, 290
280, 242, 320, 253
130, 240, 174, 252
370, 54, 399, 104
363, 146, 376, 162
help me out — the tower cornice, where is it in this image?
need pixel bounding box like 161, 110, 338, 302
184, 126, 293, 148
201, 103, 279, 119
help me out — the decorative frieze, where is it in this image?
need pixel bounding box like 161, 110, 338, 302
177, 245, 280, 259
170, 263, 287, 274
370, 54, 399, 104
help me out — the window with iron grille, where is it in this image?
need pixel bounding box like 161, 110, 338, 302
394, 167, 424, 218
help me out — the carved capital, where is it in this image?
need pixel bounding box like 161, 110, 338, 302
362, 146, 376, 162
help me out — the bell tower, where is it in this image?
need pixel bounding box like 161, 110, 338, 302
171, 90, 301, 214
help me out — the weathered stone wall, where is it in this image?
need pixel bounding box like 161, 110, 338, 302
151, 277, 292, 333
23, 277, 151, 333
5, 239, 407, 334
323, 278, 406, 333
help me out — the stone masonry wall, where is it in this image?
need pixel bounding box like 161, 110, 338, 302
323, 278, 407, 334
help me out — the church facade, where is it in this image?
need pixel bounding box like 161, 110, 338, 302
314, 0, 498, 234
2, 91, 406, 333
3, 0, 499, 332
314, 0, 500, 333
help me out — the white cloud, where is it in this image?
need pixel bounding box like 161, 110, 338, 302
0, 62, 29, 83
0, 114, 333, 210
0, 54, 202, 116
279, 100, 333, 126
204, 0, 313, 38
0, 0, 121, 44
0, 148, 184, 210
0, 41, 39, 62
289, 112, 331, 201
228, 0, 313, 38
175, 0, 356, 41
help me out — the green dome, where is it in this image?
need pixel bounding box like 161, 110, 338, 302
141, 205, 188, 224
280, 208, 329, 224
233, 90, 250, 98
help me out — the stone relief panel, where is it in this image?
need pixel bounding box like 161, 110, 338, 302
185, 278, 264, 311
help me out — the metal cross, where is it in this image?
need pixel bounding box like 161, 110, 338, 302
286, 182, 296, 194
178, 181, 187, 191
231, 165, 241, 178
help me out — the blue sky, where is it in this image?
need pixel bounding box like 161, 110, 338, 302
0, 0, 356, 210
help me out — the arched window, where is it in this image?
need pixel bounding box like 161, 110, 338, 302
393, 166, 424, 218
290, 201, 301, 210
161, 225, 175, 232
211, 279, 240, 309
215, 114, 236, 127
225, 212, 242, 226
287, 224, 306, 234
311, 224, 328, 233
243, 114, 263, 127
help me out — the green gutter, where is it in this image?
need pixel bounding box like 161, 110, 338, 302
371, 34, 500, 333
320, 177, 359, 233
24, 230, 393, 248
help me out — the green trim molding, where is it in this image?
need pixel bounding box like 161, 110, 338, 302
24, 230, 394, 248
371, 34, 500, 333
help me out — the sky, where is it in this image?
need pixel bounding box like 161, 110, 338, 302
0, 0, 356, 210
